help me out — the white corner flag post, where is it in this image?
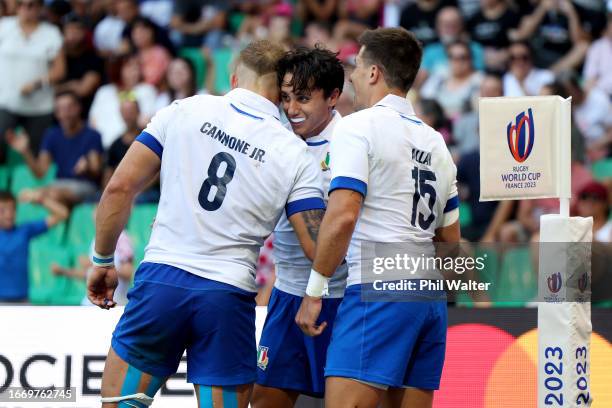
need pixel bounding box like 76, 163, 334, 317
479, 96, 592, 407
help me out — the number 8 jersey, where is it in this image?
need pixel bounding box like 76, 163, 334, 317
328, 95, 459, 287
135, 89, 325, 292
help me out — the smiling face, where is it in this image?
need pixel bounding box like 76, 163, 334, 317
281, 72, 338, 139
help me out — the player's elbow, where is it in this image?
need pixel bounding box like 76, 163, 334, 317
103, 176, 136, 201
332, 210, 359, 236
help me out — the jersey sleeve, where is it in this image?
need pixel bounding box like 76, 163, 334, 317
440, 147, 459, 228
328, 117, 369, 197
285, 147, 325, 218
136, 100, 179, 158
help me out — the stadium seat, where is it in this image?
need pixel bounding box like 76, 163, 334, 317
212, 47, 234, 94
66, 203, 96, 246
494, 247, 536, 307
28, 241, 72, 305
178, 47, 208, 90
459, 202, 472, 227
9, 164, 56, 196
0, 166, 9, 190
592, 158, 612, 181
127, 204, 158, 246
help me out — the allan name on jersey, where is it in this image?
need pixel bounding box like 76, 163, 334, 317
201, 121, 267, 163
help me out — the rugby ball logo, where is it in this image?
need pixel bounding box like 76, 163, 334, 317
547, 272, 562, 294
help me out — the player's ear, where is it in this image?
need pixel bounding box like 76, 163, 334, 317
327, 88, 340, 109
369, 65, 379, 85
230, 73, 239, 89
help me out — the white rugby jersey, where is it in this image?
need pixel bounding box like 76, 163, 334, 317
329, 94, 459, 286
135, 88, 325, 292
274, 111, 348, 298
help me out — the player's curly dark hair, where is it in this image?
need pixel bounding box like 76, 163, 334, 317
277, 45, 344, 98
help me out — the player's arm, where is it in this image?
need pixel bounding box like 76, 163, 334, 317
297, 118, 368, 336
95, 142, 160, 255
311, 189, 363, 275
288, 208, 325, 261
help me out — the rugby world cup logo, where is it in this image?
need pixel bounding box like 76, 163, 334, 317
507, 108, 535, 162
547, 272, 562, 294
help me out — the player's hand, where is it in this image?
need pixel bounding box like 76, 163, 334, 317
87, 265, 119, 309
295, 295, 327, 337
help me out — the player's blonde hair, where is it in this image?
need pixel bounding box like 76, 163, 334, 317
234, 40, 285, 77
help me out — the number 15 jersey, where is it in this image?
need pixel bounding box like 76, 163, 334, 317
328, 94, 459, 286
135, 89, 325, 293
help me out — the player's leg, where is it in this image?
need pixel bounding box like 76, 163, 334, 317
194, 384, 252, 408
250, 384, 298, 408
381, 387, 433, 408
101, 347, 166, 408
104, 263, 193, 407
324, 377, 383, 408
395, 301, 447, 408
187, 278, 258, 408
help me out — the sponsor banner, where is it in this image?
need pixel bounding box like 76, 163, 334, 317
479, 96, 571, 201
538, 215, 593, 408
0, 307, 611, 407
0, 307, 267, 408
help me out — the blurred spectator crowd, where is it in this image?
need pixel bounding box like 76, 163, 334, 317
0, 0, 610, 305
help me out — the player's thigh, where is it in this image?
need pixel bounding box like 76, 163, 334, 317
381, 387, 433, 408
251, 384, 299, 408
101, 347, 166, 407
194, 384, 252, 408
325, 377, 383, 408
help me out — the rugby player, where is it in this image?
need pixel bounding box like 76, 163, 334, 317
252, 46, 347, 407
87, 40, 327, 408
296, 28, 461, 408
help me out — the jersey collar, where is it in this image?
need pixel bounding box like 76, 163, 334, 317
226, 88, 281, 121
374, 94, 416, 117
304, 110, 342, 145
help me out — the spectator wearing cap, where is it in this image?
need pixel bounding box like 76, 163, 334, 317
575, 181, 611, 242
0, 0, 65, 161
503, 41, 554, 96
421, 6, 485, 82
583, 14, 612, 95
56, 13, 104, 115
89, 55, 157, 148
7, 91, 103, 207
513, 0, 589, 72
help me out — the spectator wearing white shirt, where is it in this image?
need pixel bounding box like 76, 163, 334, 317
89, 55, 157, 148
503, 41, 554, 97
0, 0, 65, 161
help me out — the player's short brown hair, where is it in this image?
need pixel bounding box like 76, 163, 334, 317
358, 27, 422, 93
235, 40, 286, 77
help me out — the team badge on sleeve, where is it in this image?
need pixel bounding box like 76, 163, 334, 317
257, 345, 270, 370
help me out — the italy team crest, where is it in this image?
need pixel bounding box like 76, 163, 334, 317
257, 345, 269, 370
